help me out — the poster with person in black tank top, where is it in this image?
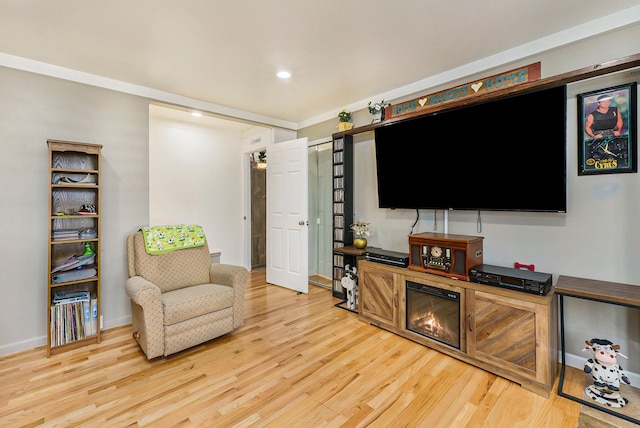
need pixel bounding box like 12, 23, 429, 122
577, 83, 637, 175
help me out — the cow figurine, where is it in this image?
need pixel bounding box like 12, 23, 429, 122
583, 338, 630, 407
341, 264, 358, 310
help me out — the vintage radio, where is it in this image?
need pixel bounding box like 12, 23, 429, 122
408, 232, 484, 281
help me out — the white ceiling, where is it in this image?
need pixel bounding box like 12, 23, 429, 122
1, 1, 639, 129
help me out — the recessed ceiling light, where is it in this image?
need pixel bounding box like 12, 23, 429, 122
191, 111, 203, 117
277, 71, 292, 79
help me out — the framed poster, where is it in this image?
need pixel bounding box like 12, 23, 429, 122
577, 83, 637, 175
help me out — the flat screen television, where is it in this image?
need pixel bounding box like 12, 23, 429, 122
374, 85, 567, 212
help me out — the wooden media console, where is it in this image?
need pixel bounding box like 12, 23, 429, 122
357, 260, 558, 398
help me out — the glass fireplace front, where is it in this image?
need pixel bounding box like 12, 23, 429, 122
406, 280, 460, 349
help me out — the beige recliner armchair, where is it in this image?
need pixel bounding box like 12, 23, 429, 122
125, 230, 249, 359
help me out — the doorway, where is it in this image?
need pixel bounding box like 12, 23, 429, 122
248, 141, 332, 286
308, 141, 333, 288
250, 151, 266, 268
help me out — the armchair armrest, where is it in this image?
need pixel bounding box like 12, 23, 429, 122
210, 263, 249, 288
210, 264, 249, 329
126, 275, 161, 305
125, 276, 164, 358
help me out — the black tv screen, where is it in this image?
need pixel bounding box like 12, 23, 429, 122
374, 85, 567, 212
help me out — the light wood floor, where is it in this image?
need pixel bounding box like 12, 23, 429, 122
309, 274, 332, 288
0, 269, 583, 427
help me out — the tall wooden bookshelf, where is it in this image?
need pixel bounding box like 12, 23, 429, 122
331, 133, 354, 299
47, 140, 102, 357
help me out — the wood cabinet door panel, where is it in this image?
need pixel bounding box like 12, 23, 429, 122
470, 291, 537, 377
360, 267, 397, 326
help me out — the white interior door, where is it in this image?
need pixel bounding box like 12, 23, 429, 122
266, 137, 309, 293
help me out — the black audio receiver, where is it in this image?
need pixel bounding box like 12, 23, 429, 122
469, 264, 552, 296
365, 249, 409, 267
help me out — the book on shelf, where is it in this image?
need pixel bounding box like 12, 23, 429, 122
52, 229, 80, 241
83, 300, 92, 337
71, 304, 78, 340
90, 296, 98, 335
51, 228, 97, 241
50, 306, 55, 346
53, 290, 89, 300
50, 300, 88, 346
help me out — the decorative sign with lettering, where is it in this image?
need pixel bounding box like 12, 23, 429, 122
385, 62, 541, 119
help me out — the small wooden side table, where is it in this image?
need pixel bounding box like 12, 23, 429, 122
555, 275, 640, 425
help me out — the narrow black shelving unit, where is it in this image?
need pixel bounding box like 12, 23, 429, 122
331, 133, 354, 299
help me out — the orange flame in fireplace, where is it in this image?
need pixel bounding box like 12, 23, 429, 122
414, 311, 443, 338
412, 311, 458, 345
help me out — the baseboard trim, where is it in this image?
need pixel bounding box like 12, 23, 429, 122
0, 316, 132, 358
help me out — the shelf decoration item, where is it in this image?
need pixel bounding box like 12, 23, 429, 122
582, 338, 631, 407
337, 109, 353, 132
82, 242, 96, 256
368, 100, 390, 123
350, 220, 370, 249
341, 264, 358, 310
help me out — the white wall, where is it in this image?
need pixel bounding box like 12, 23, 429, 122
0, 66, 149, 356
148, 109, 297, 269
149, 108, 248, 266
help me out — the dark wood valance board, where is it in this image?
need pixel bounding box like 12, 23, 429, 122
333, 52, 640, 138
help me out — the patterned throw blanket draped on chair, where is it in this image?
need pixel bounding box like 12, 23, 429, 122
140, 224, 206, 255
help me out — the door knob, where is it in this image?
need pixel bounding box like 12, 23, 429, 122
298, 221, 305, 226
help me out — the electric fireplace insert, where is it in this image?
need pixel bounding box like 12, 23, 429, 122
406, 280, 461, 349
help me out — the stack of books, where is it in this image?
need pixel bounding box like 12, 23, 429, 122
52, 229, 81, 241
52, 228, 98, 241
50, 291, 98, 346
51, 254, 97, 284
